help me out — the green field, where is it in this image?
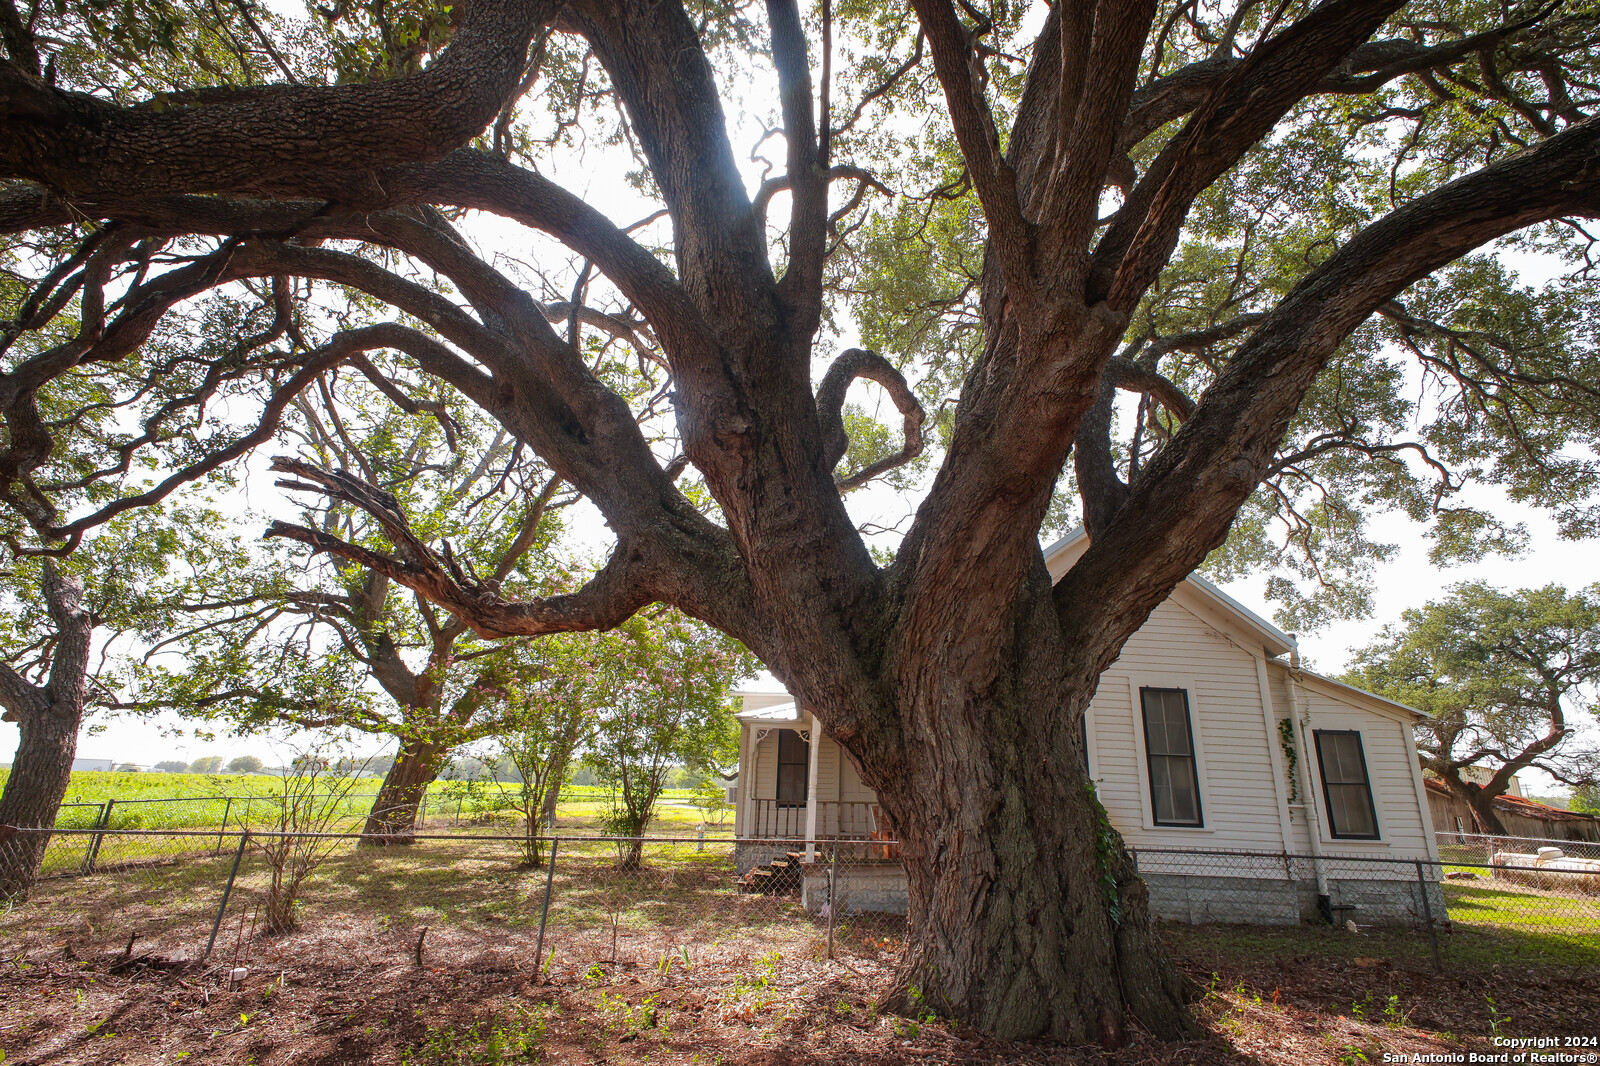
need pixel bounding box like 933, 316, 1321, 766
0, 769, 722, 834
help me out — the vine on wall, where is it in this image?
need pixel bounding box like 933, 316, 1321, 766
1278, 718, 1301, 804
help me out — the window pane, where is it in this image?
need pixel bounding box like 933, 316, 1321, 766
1141, 689, 1201, 826
777, 764, 807, 805
776, 729, 809, 805
1315, 731, 1377, 838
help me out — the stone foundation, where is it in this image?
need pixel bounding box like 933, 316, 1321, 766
799, 863, 909, 917
768, 859, 1447, 926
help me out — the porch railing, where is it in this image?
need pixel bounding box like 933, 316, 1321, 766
743, 799, 881, 840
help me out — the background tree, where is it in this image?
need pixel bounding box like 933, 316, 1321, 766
153, 760, 189, 773
1347, 582, 1600, 834
0, 507, 214, 897
130, 364, 595, 841
4, 0, 1600, 1041
227, 755, 264, 774
584, 612, 754, 870
187, 755, 224, 774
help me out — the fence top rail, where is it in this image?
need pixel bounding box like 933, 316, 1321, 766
9, 828, 1595, 879
1436, 830, 1600, 846
2, 826, 901, 847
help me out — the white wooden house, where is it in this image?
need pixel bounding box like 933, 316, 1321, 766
731, 530, 1444, 925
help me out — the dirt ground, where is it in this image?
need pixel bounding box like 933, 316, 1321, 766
2, 924, 1596, 1066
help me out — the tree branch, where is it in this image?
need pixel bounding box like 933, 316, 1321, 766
1057, 114, 1600, 672
0, 0, 559, 199
1092, 0, 1409, 311
815, 348, 927, 493
265, 458, 657, 638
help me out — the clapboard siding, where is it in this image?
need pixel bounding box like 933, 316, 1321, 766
752, 730, 777, 799
1297, 683, 1432, 856
818, 734, 840, 803
1264, 668, 1318, 853
737, 555, 1435, 863
1094, 598, 1288, 852
839, 750, 875, 802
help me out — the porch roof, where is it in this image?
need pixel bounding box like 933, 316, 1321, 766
736, 701, 802, 722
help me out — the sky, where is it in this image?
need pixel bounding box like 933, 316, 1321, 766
4, 1, 1597, 799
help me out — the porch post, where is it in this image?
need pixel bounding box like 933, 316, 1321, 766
803, 710, 821, 862
736, 723, 752, 839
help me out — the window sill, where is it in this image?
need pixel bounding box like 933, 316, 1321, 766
1139, 823, 1215, 834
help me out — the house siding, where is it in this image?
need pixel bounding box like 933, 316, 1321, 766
1094, 598, 1289, 854
1296, 684, 1433, 858
734, 545, 1439, 925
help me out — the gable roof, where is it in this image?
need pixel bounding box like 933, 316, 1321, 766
1276, 661, 1428, 722
1042, 528, 1295, 657
735, 700, 802, 722
1041, 528, 1426, 721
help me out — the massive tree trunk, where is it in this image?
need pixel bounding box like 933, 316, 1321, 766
1459, 780, 1510, 836
7, 0, 1588, 1045
360, 739, 449, 843
0, 564, 94, 900
858, 566, 1197, 1043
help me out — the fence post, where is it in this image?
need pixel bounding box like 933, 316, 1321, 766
82, 799, 115, 874
214, 797, 234, 856
697, 824, 705, 852
205, 831, 250, 962
1414, 859, 1442, 971
826, 840, 839, 960
75, 802, 106, 873
532, 837, 560, 982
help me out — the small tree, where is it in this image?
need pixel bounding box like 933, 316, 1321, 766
153, 760, 189, 773
227, 756, 264, 774
586, 613, 754, 870
1347, 582, 1600, 834
498, 691, 590, 867
253, 742, 373, 934
188, 755, 225, 774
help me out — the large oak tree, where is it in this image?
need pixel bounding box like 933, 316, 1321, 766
4, 0, 1600, 1043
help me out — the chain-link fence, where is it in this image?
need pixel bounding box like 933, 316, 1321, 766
0, 829, 908, 978
1131, 843, 1600, 968
1435, 830, 1600, 864
3, 830, 1595, 979
41, 786, 733, 836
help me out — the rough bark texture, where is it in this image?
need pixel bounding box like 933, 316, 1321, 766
867, 568, 1196, 1042
5, 0, 1600, 1044
361, 739, 449, 843
0, 564, 94, 899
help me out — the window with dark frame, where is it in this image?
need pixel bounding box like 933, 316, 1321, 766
1314, 729, 1380, 839
1139, 687, 1203, 826
775, 729, 808, 807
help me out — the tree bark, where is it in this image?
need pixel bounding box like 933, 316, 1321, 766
858, 566, 1198, 1043
1459, 781, 1510, 836
0, 563, 94, 900
360, 739, 449, 844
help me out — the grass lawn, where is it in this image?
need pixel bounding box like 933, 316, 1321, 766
0, 769, 717, 834
3, 836, 1597, 1065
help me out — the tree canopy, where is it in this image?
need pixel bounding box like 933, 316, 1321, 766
1346, 581, 1600, 833
4, 0, 1600, 1043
